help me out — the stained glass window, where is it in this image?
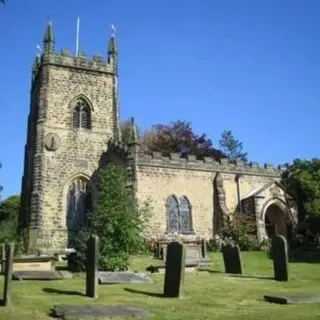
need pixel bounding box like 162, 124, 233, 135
72, 99, 91, 129
72, 105, 80, 128
179, 196, 192, 233
67, 177, 91, 230
167, 196, 179, 232
166, 195, 193, 233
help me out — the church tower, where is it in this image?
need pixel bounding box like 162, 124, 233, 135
19, 22, 121, 253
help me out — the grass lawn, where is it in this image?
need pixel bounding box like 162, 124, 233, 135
0, 252, 320, 319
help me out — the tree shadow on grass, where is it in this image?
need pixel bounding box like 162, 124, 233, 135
42, 287, 84, 296
228, 274, 274, 280
124, 287, 164, 298
289, 250, 320, 264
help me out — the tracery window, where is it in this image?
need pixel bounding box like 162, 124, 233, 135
72, 98, 91, 129
166, 195, 193, 234
167, 196, 180, 233
67, 177, 92, 230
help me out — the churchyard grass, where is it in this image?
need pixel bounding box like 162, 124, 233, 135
0, 252, 320, 319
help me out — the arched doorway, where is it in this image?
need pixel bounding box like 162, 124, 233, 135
264, 203, 289, 239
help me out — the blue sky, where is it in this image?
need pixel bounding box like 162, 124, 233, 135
0, 0, 319, 199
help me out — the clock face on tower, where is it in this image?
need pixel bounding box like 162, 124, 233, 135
44, 133, 61, 151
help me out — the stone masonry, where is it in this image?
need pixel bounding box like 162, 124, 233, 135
20, 22, 120, 253
19, 22, 298, 253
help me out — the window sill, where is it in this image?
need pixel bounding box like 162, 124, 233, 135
165, 230, 195, 235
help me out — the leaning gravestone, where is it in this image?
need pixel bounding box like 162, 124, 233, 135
0, 243, 5, 273
201, 239, 207, 258
2, 242, 14, 306
86, 235, 99, 298
272, 235, 288, 282
163, 241, 186, 298
222, 244, 243, 274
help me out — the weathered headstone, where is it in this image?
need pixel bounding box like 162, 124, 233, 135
98, 271, 152, 284
51, 304, 149, 319
13, 256, 55, 272
264, 294, 320, 305
0, 243, 5, 273
272, 235, 288, 282
222, 244, 243, 274
201, 239, 207, 258
163, 241, 185, 298
2, 243, 14, 306
12, 270, 63, 281
86, 235, 99, 298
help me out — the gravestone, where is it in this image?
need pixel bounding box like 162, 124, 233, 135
0, 243, 5, 273
98, 272, 152, 284
163, 241, 185, 298
86, 235, 99, 298
2, 243, 14, 306
222, 244, 243, 274
51, 304, 149, 319
13, 256, 55, 272
272, 235, 288, 282
264, 294, 320, 305
12, 270, 63, 281
201, 239, 207, 258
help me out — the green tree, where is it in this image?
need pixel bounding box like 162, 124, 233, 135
142, 120, 224, 160
0, 195, 20, 243
71, 164, 151, 271
282, 158, 320, 220
218, 130, 247, 163
0, 162, 3, 199
282, 158, 320, 245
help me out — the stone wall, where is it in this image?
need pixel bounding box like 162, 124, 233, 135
135, 152, 281, 240
22, 47, 119, 252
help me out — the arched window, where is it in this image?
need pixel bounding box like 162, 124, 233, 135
166, 195, 193, 234
72, 98, 91, 129
167, 196, 179, 233
66, 177, 92, 230
179, 196, 192, 233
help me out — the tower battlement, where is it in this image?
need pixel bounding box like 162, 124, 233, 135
31, 21, 117, 84
33, 51, 114, 77
137, 152, 285, 177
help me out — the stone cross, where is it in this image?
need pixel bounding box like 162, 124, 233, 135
272, 235, 288, 282
163, 241, 186, 298
222, 244, 243, 274
2, 243, 14, 306
86, 235, 99, 298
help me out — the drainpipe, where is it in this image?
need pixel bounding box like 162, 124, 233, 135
235, 173, 243, 215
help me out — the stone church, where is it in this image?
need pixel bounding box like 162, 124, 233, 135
19, 22, 297, 253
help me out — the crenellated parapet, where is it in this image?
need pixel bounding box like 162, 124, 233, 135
137, 152, 287, 177
31, 21, 118, 84
32, 51, 114, 81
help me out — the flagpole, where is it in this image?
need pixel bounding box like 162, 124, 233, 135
76, 17, 80, 57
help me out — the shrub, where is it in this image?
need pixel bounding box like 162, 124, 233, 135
69, 164, 152, 272
206, 236, 223, 252
213, 215, 268, 251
